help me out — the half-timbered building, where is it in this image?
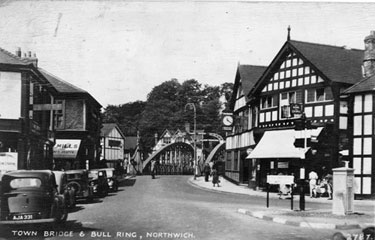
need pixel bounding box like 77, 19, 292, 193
341, 31, 375, 197
225, 64, 267, 186
100, 123, 126, 169
226, 31, 375, 198
39, 69, 102, 171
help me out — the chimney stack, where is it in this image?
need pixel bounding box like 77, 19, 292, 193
363, 30, 375, 77
22, 51, 38, 68
15, 47, 21, 57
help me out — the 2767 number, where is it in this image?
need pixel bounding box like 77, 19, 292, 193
344, 233, 374, 240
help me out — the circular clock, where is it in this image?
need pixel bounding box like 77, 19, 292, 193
222, 115, 234, 126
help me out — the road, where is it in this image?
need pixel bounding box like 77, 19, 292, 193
1, 175, 339, 240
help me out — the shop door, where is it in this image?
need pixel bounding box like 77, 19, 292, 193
242, 159, 249, 183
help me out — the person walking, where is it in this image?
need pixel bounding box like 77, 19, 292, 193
203, 163, 211, 182
151, 159, 157, 179
212, 169, 220, 187
309, 170, 318, 198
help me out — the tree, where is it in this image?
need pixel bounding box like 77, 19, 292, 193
102, 101, 146, 135
101, 79, 233, 154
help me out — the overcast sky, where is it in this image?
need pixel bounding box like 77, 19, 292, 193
1, 1, 375, 107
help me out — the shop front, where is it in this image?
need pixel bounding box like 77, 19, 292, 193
247, 128, 323, 189
53, 139, 82, 170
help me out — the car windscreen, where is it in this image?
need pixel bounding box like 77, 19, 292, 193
67, 173, 82, 180
106, 171, 113, 178
9, 178, 42, 189
88, 171, 98, 179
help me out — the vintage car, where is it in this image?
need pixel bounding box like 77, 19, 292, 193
53, 171, 76, 208
100, 168, 119, 192
0, 170, 68, 224
88, 169, 109, 197
65, 169, 94, 202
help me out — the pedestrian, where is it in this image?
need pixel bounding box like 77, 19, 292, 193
203, 163, 211, 182
308, 170, 318, 198
212, 169, 220, 187
151, 159, 156, 179
325, 173, 333, 200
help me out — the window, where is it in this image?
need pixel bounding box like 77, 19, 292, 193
54, 100, 64, 129
163, 137, 171, 144
306, 87, 333, 103
316, 88, 324, 101
10, 178, 42, 189
226, 151, 232, 170
262, 96, 272, 109
233, 151, 239, 171
108, 140, 122, 148
280, 91, 296, 119
261, 95, 277, 109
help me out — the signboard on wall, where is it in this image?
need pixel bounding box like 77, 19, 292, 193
0, 72, 21, 119
290, 103, 303, 117
0, 152, 18, 178
277, 162, 289, 169
267, 175, 295, 185
53, 139, 81, 159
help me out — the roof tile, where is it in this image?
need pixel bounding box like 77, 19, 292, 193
290, 40, 364, 84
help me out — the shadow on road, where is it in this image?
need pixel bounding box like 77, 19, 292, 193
119, 178, 136, 187
68, 205, 85, 213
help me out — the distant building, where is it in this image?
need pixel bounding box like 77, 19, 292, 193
100, 123, 126, 169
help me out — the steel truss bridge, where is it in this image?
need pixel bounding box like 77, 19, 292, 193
141, 140, 225, 176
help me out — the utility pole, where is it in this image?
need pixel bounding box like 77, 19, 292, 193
185, 103, 197, 180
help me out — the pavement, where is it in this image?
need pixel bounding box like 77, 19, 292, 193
187, 175, 375, 234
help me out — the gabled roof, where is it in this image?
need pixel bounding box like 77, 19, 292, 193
101, 123, 126, 139
0, 47, 29, 65
239, 65, 268, 96
289, 40, 363, 85
38, 68, 101, 107
160, 129, 172, 138
229, 64, 267, 110
250, 40, 364, 97
343, 74, 375, 94
38, 68, 87, 93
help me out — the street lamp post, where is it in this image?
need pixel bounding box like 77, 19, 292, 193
185, 103, 197, 180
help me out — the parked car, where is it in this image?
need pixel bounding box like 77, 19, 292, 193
88, 169, 109, 197
0, 170, 68, 224
99, 168, 119, 192
65, 169, 94, 202
53, 171, 76, 208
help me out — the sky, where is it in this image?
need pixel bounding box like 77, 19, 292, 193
1, 0, 375, 107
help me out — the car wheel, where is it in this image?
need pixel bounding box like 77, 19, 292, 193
67, 181, 81, 195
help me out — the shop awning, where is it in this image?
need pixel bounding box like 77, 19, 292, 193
53, 139, 81, 159
246, 128, 323, 159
